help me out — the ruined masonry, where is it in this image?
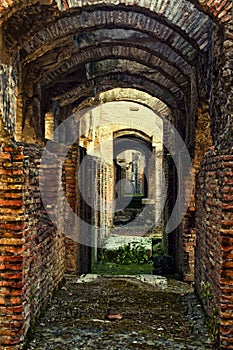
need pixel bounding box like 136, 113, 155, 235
0, 0, 232, 349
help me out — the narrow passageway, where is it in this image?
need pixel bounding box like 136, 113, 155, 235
26, 275, 216, 350
24, 101, 216, 349
0, 1, 232, 349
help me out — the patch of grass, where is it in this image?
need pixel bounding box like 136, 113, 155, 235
152, 241, 164, 256
99, 242, 152, 265
92, 262, 153, 275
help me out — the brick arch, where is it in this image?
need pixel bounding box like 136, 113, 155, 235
113, 128, 153, 145
72, 29, 192, 75
26, 37, 191, 107
22, 67, 183, 141
56, 0, 232, 25
75, 95, 175, 159
50, 83, 178, 126
86, 59, 187, 92
0, 0, 231, 28
71, 88, 174, 123
51, 72, 179, 110
27, 74, 179, 141
36, 45, 187, 87
113, 131, 153, 165
78, 99, 172, 143
77, 95, 175, 140
45, 75, 185, 142
185, 0, 232, 23
25, 46, 189, 129
38, 45, 187, 99
20, 10, 197, 63
49, 74, 190, 149
42, 56, 188, 99
55, 0, 213, 50
63, 87, 172, 118
23, 22, 193, 78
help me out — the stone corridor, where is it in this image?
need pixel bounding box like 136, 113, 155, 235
0, 0, 232, 349
26, 275, 216, 350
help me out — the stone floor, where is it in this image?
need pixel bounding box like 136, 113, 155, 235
26, 275, 218, 350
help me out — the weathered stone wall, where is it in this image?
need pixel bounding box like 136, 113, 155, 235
195, 149, 233, 349
165, 154, 195, 283
0, 134, 66, 349
77, 148, 93, 275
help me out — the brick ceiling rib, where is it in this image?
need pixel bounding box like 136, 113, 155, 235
73, 29, 192, 75
37, 46, 187, 89
0, 0, 231, 25
87, 59, 186, 91
37, 45, 188, 112
19, 9, 199, 62
36, 44, 188, 109
2, 0, 225, 116
47, 59, 188, 105
46, 73, 179, 110
21, 14, 197, 66
56, 1, 213, 50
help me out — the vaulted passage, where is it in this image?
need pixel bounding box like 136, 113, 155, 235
0, 0, 232, 349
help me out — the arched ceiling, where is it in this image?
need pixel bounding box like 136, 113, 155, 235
0, 0, 231, 25
55, 85, 174, 122
48, 73, 179, 111
76, 88, 171, 117
16, 10, 205, 59
0, 0, 231, 142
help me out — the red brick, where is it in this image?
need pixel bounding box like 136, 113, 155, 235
0, 153, 11, 160
0, 337, 21, 345
0, 272, 23, 280
0, 281, 23, 289
0, 263, 23, 271
11, 154, 24, 161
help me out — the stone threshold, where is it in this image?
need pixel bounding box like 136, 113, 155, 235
66, 273, 167, 289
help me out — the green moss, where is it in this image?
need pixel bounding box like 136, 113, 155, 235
92, 262, 153, 275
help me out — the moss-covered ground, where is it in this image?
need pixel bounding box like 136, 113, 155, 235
92, 261, 153, 275
26, 276, 216, 349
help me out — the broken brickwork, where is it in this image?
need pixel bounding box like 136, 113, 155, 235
195, 149, 233, 349
0, 137, 66, 349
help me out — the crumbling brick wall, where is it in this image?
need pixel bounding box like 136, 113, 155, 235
195, 149, 233, 349
0, 137, 66, 349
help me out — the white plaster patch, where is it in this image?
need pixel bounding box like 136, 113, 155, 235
103, 236, 152, 251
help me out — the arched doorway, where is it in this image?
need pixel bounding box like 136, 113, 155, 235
114, 132, 152, 210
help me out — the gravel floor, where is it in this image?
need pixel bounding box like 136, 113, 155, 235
26, 275, 218, 350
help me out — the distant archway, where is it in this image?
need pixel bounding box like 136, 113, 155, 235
114, 131, 152, 210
